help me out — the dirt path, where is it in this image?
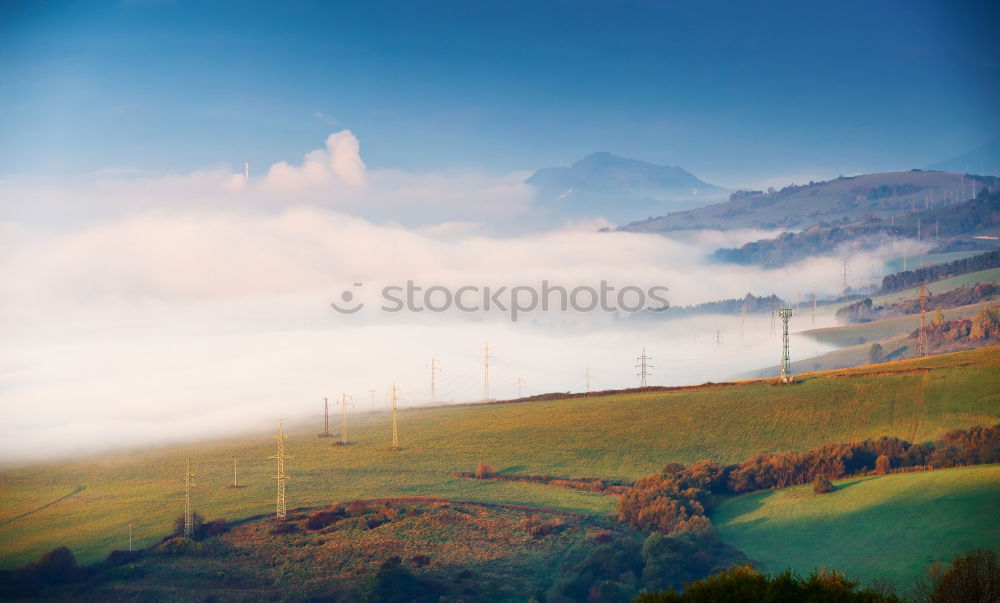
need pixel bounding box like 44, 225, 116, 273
0, 485, 85, 527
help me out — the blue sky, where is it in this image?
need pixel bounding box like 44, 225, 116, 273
2, 0, 998, 186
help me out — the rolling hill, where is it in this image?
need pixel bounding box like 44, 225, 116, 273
1, 347, 998, 570
621, 170, 999, 234
713, 465, 1000, 588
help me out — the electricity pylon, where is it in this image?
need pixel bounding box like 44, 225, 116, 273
232, 456, 238, 488
779, 308, 793, 383
319, 397, 332, 438
514, 377, 525, 398
429, 358, 441, 402
269, 420, 292, 518
368, 389, 376, 412
635, 349, 652, 387
183, 458, 196, 537
337, 393, 353, 445
917, 283, 928, 357
482, 343, 492, 402
388, 383, 400, 450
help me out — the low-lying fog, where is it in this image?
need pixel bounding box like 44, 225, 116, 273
0, 132, 930, 463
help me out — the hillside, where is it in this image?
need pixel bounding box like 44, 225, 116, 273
711, 191, 1000, 268
621, 170, 999, 234
1, 347, 998, 570
713, 465, 1000, 588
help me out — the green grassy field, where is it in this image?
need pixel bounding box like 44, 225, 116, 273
803, 301, 995, 348
713, 465, 1000, 589
1, 347, 998, 570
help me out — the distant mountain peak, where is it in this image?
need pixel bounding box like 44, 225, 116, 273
523, 152, 727, 223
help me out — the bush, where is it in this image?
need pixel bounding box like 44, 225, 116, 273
812, 475, 834, 494
635, 565, 902, 602
475, 463, 496, 478
154, 537, 201, 555
928, 549, 1000, 603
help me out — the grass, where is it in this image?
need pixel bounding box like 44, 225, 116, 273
1, 347, 998, 569
712, 465, 1000, 589
863, 267, 1000, 309
803, 301, 995, 348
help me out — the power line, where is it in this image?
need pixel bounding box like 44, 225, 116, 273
388, 383, 400, 450
779, 308, 793, 383
183, 458, 196, 538
337, 393, 353, 445
635, 348, 652, 387
269, 420, 292, 518
429, 358, 441, 402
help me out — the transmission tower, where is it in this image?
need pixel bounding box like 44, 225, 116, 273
429, 358, 441, 402
183, 458, 196, 537
811, 289, 817, 328
739, 302, 746, 344
917, 283, 928, 357
842, 257, 849, 294
514, 376, 525, 398
368, 389, 376, 411
779, 308, 793, 383
232, 456, 238, 488
585, 364, 591, 393
337, 393, 353, 445
388, 383, 400, 450
635, 348, 652, 387
269, 420, 292, 518
714, 329, 722, 346
482, 343, 492, 402
319, 397, 332, 438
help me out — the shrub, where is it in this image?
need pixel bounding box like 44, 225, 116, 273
928, 549, 1000, 603
475, 463, 496, 478
154, 537, 201, 555
812, 475, 834, 494
635, 565, 902, 602
520, 515, 564, 538
411, 554, 431, 567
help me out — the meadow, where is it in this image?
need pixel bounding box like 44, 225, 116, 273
1, 347, 998, 570
712, 464, 1000, 589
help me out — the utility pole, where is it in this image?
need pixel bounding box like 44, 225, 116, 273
740, 302, 746, 344
714, 329, 722, 346
842, 257, 849, 294
129, 523, 133, 552
779, 308, 793, 383
482, 343, 492, 402
183, 458, 196, 538
811, 288, 817, 328
514, 377, 525, 398
389, 383, 400, 450
635, 349, 652, 387
368, 389, 376, 412
269, 420, 292, 518
585, 364, 591, 393
338, 393, 352, 445
320, 397, 331, 437
918, 283, 928, 357
232, 456, 238, 488
429, 358, 441, 402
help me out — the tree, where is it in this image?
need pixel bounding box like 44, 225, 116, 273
875, 455, 891, 475
812, 475, 834, 494
869, 343, 885, 363
926, 549, 1000, 603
